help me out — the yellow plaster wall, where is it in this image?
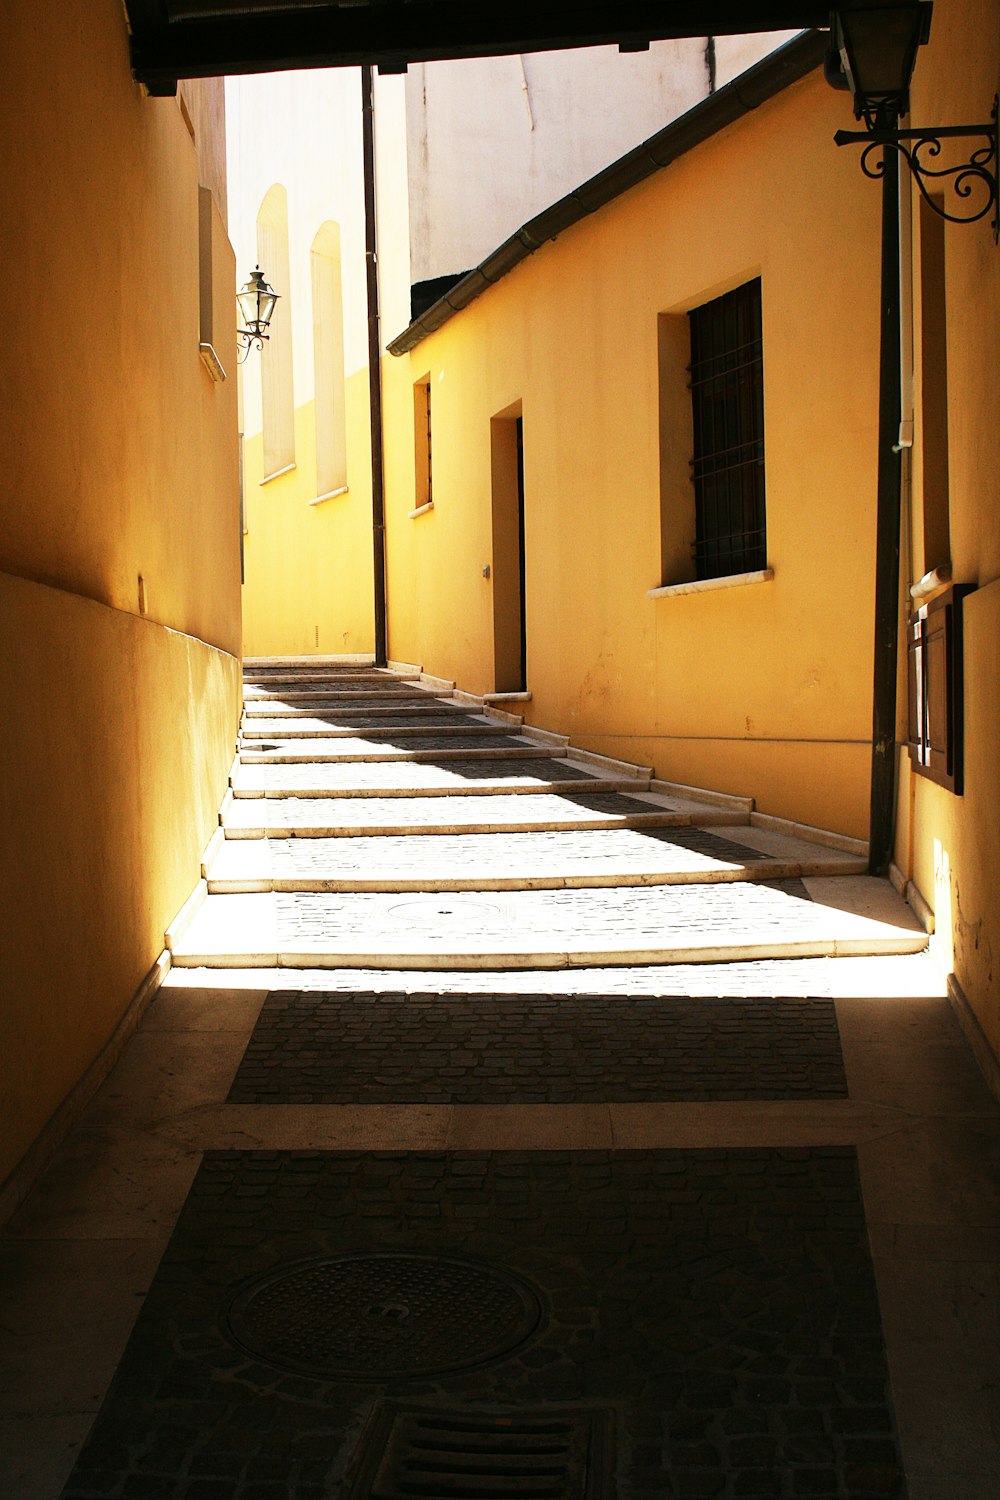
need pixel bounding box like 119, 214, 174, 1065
382, 70, 881, 837
0, 575, 241, 1189
241, 371, 376, 656
1, 0, 243, 1192
3, 0, 241, 657
897, 0, 1000, 1061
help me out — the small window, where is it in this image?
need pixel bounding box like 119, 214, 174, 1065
688, 278, 766, 579
414, 376, 433, 508
907, 584, 971, 794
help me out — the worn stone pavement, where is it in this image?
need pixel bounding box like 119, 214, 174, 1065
0, 664, 997, 1499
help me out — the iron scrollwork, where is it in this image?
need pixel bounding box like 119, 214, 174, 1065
835, 95, 999, 242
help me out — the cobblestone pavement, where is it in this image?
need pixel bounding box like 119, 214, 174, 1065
272, 881, 827, 951
10, 667, 989, 1500
241, 719, 507, 740
255, 827, 772, 880
228, 992, 846, 1104
226, 789, 675, 827
58, 1149, 903, 1500
241, 732, 534, 759
232, 755, 613, 793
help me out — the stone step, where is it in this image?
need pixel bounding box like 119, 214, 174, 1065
241, 700, 463, 717
220, 787, 735, 835
242, 686, 446, 702
168, 876, 927, 969
241, 718, 499, 740
204, 824, 867, 893
237, 737, 542, 764
230, 757, 653, 798
243, 668, 419, 683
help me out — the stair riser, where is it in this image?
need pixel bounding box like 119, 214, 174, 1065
206, 859, 868, 894
230, 779, 651, 800
238, 748, 564, 764
241, 726, 499, 741
242, 704, 459, 717
222, 816, 695, 838
170, 934, 929, 970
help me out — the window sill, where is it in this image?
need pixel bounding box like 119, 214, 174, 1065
648, 568, 774, 600
409, 500, 434, 520
309, 486, 349, 507
198, 343, 227, 382
260, 462, 297, 486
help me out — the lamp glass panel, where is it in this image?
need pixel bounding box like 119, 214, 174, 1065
841, 6, 924, 98
237, 285, 260, 332
257, 289, 278, 331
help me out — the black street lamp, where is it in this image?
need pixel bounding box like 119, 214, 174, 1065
825, 2, 995, 876
237, 266, 280, 363
829, 2, 998, 238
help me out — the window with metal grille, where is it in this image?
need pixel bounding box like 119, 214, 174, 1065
688, 278, 766, 579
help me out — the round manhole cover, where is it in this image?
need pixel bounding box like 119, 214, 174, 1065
387, 896, 503, 926
221, 1253, 544, 1380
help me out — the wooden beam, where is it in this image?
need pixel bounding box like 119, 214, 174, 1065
129, 1, 830, 88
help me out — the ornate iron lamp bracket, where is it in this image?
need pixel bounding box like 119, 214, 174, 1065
835, 95, 998, 242
236, 328, 267, 364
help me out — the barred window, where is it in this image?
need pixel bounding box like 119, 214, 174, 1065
688, 279, 766, 579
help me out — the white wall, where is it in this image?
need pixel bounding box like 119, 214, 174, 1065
401, 34, 802, 288
225, 31, 805, 417
226, 68, 369, 440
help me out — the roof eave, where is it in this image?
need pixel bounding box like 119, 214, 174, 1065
387, 28, 828, 356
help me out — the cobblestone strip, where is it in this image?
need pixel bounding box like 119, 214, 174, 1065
224, 789, 683, 829
254, 826, 772, 880
232, 757, 602, 794
241, 719, 501, 739
228, 991, 846, 1104
59, 1149, 905, 1500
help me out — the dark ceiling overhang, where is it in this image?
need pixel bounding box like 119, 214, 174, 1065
124, 1, 832, 96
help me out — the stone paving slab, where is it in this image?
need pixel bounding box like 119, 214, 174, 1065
227, 991, 848, 1104
56, 1148, 905, 1500
169, 878, 927, 968
231, 756, 639, 796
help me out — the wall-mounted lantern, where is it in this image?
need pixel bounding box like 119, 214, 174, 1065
828, 3, 998, 239
237, 266, 279, 362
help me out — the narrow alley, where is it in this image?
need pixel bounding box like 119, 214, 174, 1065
2, 663, 997, 1499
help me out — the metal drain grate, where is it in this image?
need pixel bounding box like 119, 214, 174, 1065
221, 1253, 544, 1381
346, 1403, 615, 1499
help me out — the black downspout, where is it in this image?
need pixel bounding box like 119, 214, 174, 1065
868, 134, 903, 876
362, 64, 388, 668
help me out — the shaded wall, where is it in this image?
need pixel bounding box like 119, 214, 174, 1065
896, 0, 1000, 1065
0, 1, 242, 1191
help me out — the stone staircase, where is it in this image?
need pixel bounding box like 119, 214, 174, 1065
167, 659, 927, 970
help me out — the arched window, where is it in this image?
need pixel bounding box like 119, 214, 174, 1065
256, 184, 294, 479
311, 221, 348, 497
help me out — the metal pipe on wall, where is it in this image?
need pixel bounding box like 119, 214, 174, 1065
868, 137, 903, 876
362, 63, 388, 667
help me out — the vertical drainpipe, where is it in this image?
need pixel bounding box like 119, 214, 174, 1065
362, 64, 388, 667
868, 137, 903, 876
